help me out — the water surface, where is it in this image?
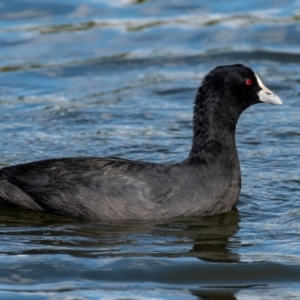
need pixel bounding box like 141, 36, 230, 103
0, 0, 300, 299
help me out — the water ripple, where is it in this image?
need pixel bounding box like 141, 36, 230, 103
1, 0, 300, 298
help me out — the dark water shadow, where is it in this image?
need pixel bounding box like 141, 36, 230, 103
0, 204, 242, 299
0, 204, 240, 260
192, 288, 239, 300
0, 204, 240, 261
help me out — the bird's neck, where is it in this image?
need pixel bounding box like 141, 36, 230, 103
188, 90, 240, 164
188, 120, 237, 163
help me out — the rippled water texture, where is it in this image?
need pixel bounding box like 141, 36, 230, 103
0, 0, 300, 299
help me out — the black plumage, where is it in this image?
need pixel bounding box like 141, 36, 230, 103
0, 64, 282, 220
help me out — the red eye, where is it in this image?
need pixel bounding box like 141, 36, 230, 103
246, 78, 252, 86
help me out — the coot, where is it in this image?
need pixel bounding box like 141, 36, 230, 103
0, 64, 282, 220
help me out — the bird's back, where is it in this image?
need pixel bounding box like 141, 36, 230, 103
0, 157, 177, 220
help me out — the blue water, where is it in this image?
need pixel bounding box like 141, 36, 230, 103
0, 0, 300, 299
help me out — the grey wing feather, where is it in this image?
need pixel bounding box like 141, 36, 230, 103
0, 157, 174, 220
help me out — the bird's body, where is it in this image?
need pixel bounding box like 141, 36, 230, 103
0, 155, 240, 220
0, 64, 282, 220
